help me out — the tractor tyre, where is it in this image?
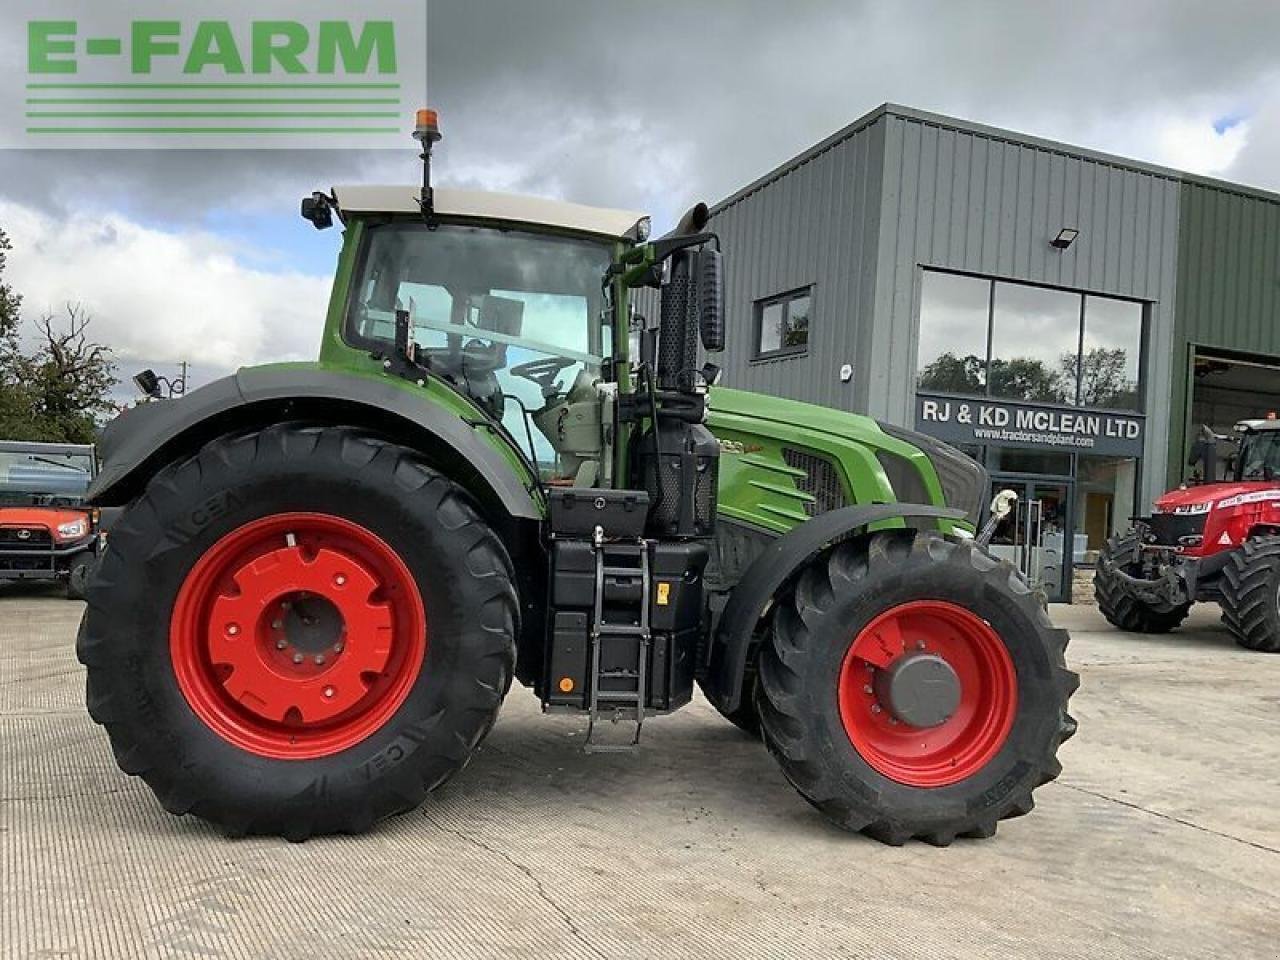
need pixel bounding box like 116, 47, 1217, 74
1220, 537, 1280, 652
1094, 532, 1191, 633
77, 423, 518, 840
756, 530, 1077, 845
66, 552, 94, 601
699, 668, 761, 738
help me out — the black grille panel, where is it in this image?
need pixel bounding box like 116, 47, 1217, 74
1147, 513, 1207, 546
0, 527, 52, 551
782, 448, 847, 516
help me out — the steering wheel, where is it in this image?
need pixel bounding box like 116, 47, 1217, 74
510, 355, 576, 397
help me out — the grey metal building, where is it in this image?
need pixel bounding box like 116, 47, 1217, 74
707, 103, 1280, 600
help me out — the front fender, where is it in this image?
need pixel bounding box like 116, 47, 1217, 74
704, 503, 964, 713
89, 365, 541, 521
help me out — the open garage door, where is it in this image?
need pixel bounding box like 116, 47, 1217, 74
1190, 349, 1280, 479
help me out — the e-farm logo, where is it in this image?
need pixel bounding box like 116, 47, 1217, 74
7, 1, 426, 149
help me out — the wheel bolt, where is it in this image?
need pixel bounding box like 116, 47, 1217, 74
292, 652, 304, 664
333, 642, 344, 653
226, 623, 240, 636
863, 684, 873, 695
314, 654, 325, 665
916, 640, 926, 650
334, 574, 347, 587
271, 620, 282, 630
323, 686, 335, 699
871, 704, 882, 714
276, 639, 287, 650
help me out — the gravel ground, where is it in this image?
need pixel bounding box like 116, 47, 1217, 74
2, 585, 1278, 959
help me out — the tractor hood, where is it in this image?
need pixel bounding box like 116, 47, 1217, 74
1155, 482, 1280, 512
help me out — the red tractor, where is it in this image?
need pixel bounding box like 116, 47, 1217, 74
1095, 417, 1280, 650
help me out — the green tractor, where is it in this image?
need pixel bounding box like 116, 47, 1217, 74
78, 112, 1076, 845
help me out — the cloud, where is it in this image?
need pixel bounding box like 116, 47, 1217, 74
0, 200, 331, 384
1, 0, 1279, 394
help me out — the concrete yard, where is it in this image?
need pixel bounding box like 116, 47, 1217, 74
2, 586, 1278, 959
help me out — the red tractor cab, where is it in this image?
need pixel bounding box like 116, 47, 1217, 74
0, 440, 101, 599
1095, 417, 1280, 650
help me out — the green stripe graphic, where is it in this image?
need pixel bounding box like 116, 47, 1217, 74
26, 127, 401, 134
27, 111, 399, 118
28, 98, 400, 105
27, 82, 401, 90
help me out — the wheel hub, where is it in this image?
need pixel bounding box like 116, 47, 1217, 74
837, 600, 1018, 787
873, 652, 961, 729
170, 513, 427, 759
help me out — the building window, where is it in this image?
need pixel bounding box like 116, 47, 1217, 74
917, 272, 988, 393
1078, 296, 1142, 409
755, 288, 811, 359
916, 270, 1145, 413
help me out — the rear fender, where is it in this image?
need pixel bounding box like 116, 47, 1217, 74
704, 503, 964, 713
88, 366, 541, 522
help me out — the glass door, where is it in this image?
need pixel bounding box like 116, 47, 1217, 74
986, 477, 1074, 603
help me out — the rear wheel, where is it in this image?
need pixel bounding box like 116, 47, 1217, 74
757, 530, 1077, 845
1094, 532, 1191, 633
77, 424, 518, 839
1220, 537, 1280, 652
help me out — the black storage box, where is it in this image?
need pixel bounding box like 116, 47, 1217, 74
548, 488, 650, 538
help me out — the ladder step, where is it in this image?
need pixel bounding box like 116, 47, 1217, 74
598, 669, 639, 679
602, 566, 643, 576
595, 625, 647, 636
595, 692, 644, 703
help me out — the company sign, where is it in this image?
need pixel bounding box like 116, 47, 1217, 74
6, 0, 426, 149
915, 392, 1145, 457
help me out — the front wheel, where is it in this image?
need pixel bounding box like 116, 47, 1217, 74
77, 424, 518, 839
757, 530, 1077, 845
1220, 537, 1280, 652
1094, 532, 1191, 633
66, 551, 95, 600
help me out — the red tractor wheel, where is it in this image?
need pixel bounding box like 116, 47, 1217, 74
837, 600, 1017, 787
77, 424, 517, 839
170, 513, 428, 760
756, 530, 1077, 845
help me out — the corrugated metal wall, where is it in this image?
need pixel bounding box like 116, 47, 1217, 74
707, 119, 884, 411
1169, 182, 1280, 485
701, 103, 1280, 509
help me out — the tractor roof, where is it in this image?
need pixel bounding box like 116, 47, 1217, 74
331, 185, 648, 240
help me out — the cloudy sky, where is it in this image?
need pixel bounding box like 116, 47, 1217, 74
1, 0, 1278, 397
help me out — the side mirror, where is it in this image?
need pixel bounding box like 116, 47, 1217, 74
301, 192, 334, 230
696, 248, 725, 352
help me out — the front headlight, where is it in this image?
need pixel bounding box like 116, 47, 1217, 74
57, 519, 87, 539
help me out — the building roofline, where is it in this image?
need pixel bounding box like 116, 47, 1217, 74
711, 102, 1280, 216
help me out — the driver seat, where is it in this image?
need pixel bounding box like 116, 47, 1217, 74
444, 295, 524, 419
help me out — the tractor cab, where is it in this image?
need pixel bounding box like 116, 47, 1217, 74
1231, 416, 1280, 482
327, 185, 647, 487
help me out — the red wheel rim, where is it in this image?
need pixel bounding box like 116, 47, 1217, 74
837, 600, 1017, 787
170, 513, 426, 760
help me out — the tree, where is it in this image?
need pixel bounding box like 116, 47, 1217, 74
0, 230, 119, 441
988, 356, 1067, 403
918, 352, 985, 393
3, 305, 119, 443
1062, 347, 1134, 408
